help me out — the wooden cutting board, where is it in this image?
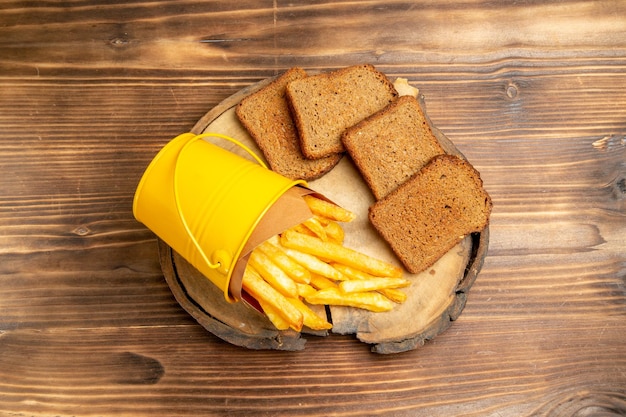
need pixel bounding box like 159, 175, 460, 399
158, 76, 489, 353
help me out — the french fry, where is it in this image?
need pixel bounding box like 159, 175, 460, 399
281, 229, 403, 278
242, 268, 304, 331
321, 218, 345, 244
257, 298, 290, 330
339, 276, 410, 293
303, 195, 356, 223
331, 262, 369, 280
309, 273, 338, 290
287, 297, 332, 330
257, 240, 311, 284
248, 250, 298, 298
377, 288, 407, 304
296, 283, 317, 298
305, 287, 395, 312
279, 245, 345, 281
312, 214, 330, 226
302, 217, 328, 241
332, 263, 408, 303
289, 223, 317, 238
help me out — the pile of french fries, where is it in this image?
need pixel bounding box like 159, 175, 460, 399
242, 195, 409, 332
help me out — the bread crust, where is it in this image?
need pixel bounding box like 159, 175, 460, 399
369, 154, 492, 274
286, 64, 398, 160
236, 68, 342, 181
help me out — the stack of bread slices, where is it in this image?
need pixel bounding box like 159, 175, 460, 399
236, 64, 492, 276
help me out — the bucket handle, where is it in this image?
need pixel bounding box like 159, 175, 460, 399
173, 132, 267, 271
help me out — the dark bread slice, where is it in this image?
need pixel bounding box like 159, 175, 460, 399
286, 64, 398, 160
369, 154, 492, 274
236, 67, 342, 181
342, 95, 445, 200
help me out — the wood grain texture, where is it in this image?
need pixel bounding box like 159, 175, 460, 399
1, 0, 625, 416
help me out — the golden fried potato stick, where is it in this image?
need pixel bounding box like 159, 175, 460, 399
242, 268, 303, 331
287, 297, 332, 330
302, 217, 328, 241
289, 223, 317, 238
320, 218, 345, 244
278, 244, 345, 281
309, 273, 338, 290
375, 288, 407, 304
339, 276, 410, 293
306, 287, 395, 313
312, 214, 330, 226
296, 283, 317, 298
332, 263, 407, 303
257, 298, 290, 330
248, 250, 298, 298
257, 240, 311, 284
280, 229, 403, 278
303, 195, 356, 223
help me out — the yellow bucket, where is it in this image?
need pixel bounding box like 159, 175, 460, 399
133, 132, 308, 302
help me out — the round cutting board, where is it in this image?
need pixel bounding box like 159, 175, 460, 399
158, 76, 489, 353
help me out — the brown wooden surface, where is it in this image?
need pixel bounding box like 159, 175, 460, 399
1, 1, 625, 416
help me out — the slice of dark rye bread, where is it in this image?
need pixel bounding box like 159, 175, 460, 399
285, 64, 398, 160
342, 95, 446, 200
235, 67, 342, 181
369, 154, 492, 274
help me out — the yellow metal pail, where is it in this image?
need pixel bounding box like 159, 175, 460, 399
133, 132, 306, 302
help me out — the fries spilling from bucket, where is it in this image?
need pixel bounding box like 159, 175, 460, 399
242, 195, 408, 332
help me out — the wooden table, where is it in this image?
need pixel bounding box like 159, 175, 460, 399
1, 2, 625, 416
